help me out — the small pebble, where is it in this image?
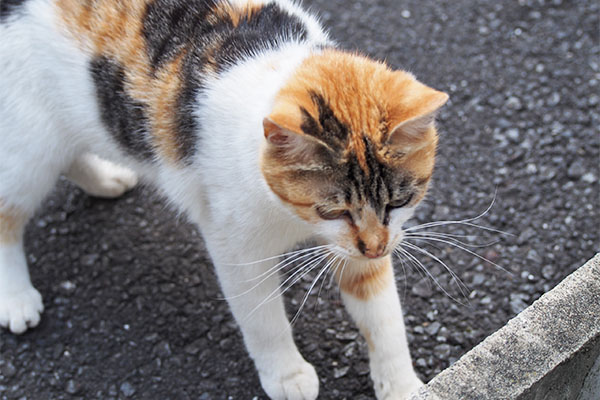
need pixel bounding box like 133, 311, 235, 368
120, 382, 136, 398
425, 322, 441, 336
333, 366, 350, 379
412, 278, 433, 298
1, 361, 17, 378
65, 379, 80, 395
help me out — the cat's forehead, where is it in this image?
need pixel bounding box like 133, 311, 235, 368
327, 142, 414, 210
276, 50, 402, 156
270, 49, 436, 170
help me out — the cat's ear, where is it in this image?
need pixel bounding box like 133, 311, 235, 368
263, 117, 328, 160
263, 118, 299, 146
386, 82, 448, 152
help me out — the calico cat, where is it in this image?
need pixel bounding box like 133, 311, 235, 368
0, 0, 448, 398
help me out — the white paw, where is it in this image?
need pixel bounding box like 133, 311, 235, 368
0, 286, 44, 334
83, 161, 138, 198
259, 360, 319, 400
374, 375, 424, 400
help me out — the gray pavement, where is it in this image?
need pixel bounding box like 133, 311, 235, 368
0, 0, 598, 399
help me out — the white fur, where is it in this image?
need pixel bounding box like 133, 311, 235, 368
0, 1, 421, 398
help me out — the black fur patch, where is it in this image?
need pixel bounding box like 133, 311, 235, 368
213, 3, 308, 71
142, 0, 308, 73
340, 147, 412, 219
142, 0, 219, 71
142, 0, 308, 164
173, 76, 200, 162
90, 56, 155, 161
0, 0, 25, 22
300, 92, 349, 150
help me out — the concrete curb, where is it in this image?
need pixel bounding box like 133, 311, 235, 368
409, 253, 600, 400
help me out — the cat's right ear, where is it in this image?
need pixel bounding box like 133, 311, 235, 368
263, 117, 326, 160
263, 118, 296, 146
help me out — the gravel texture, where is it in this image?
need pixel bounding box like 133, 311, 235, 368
1, 0, 599, 399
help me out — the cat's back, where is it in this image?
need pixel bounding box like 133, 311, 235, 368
1, 0, 327, 164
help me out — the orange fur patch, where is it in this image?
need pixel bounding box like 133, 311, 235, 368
149, 50, 187, 162
258, 160, 320, 222
55, 0, 190, 164
0, 201, 27, 244
337, 256, 393, 300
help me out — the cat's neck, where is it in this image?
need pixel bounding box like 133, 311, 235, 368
199, 42, 318, 142
165, 43, 321, 248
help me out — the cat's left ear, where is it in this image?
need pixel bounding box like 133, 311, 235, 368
386, 83, 449, 151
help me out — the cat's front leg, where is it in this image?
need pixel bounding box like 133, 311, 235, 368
210, 250, 319, 400
337, 256, 423, 400
0, 205, 43, 334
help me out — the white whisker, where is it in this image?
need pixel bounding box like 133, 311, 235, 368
406, 190, 513, 237
242, 246, 332, 283
243, 255, 328, 323
406, 220, 512, 236
336, 258, 348, 293
401, 241, 470, 300
394, 252, 409, 301
407, 189, 498, 230
405, 231, 501, 249
290, 255, 338, 327
219, 247, 332, 301
394, 247, 467, 305
395, 247, 427, 280
224, 244, 331, 266
403, 235, 512, 276
313, 255, 342, 312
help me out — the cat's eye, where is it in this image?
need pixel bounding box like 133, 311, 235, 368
388, 194, 414, 210
316, 207, 351, 221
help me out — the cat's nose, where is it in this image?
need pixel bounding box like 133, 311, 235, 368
358, 241, 385, 259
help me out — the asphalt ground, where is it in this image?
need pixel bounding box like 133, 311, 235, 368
1, 0, 599, 399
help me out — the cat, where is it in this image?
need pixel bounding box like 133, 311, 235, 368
0, 0, 448, 398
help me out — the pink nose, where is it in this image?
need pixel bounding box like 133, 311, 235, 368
361, 243, 385, 259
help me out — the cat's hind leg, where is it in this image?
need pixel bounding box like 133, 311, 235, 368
65, 153, 138, 198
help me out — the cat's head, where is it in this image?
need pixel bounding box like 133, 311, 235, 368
261, 50, 448, 260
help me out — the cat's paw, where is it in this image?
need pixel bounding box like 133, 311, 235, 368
0, 286, 44, 334
259, 360, 319, 400
83, 161, 138, 198
373, 375, 424, 400
68, 155, 138, 198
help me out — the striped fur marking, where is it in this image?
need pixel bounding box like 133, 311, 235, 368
300, 92, 349, 151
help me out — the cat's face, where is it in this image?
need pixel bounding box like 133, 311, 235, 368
262, 50, 448, 261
